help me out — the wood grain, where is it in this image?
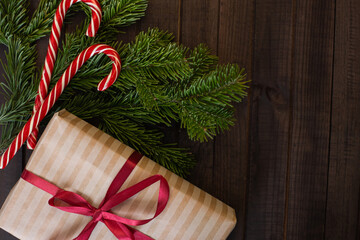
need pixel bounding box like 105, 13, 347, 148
181, 0, 219, 50
214, 0, 253, 239
246, 0, 293, 239
138, 0, 179, 39
120, 0, 180, 43
286, 0, 335, 239
325, 0, 360, 239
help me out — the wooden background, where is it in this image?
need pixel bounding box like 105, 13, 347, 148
1, 0, 360, 239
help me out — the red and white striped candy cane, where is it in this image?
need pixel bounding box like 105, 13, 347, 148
0, 44, 121, 169
28, 0, 102, 150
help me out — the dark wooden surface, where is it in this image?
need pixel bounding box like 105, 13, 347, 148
1, 0, 360, 239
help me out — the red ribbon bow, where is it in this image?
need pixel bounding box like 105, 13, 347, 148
21, 151, 170, 240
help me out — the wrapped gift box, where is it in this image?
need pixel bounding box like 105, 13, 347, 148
0, 110, 236, 239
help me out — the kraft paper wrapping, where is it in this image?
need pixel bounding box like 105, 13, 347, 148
0, 110, 236, 240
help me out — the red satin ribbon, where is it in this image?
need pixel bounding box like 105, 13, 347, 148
21, 151, 170, 240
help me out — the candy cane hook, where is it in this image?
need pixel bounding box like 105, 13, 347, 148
28, 0, 102, 149
0, 44, 121, 169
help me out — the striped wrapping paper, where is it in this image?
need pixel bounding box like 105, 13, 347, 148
0, 110, 236, 240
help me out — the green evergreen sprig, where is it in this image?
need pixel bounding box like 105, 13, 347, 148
0, 0, 248, 176
25, 0, 61, 42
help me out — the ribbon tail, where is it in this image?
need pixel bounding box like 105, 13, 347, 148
103, 220, 153, 240
132, 228, 155, 240
73, 220, 98, 240
104, 219, 134, 240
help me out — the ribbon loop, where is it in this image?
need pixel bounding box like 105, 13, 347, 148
49, 190, 95, 217
102, 175, 169, 226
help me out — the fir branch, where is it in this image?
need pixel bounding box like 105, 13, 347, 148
0, 0, 28, 38
25, 0, 62, 43
180, 65, 248, 105
177, 65, 248, 141
75, 0, 147, 41
1, 37, 38, 94
187, 44, 218, 80
100, 0, 148, 29
178, 103, 235, 141
123, 33, 191, 82
134, 73, 160, 109
0, 37, 37, 152
60, 93, 159, 123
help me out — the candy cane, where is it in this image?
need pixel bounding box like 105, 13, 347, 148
0, 44, 121, 169
28, 0, 102, 149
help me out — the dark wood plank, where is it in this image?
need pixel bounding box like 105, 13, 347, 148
286, 1, 335, 239
138, 0, 179, 39
214, 0, 253, 239
181, 0, 219, 51
245, 0, 293, 239
180, 0, 219, 194
325, 1, 360, 239
120, 0, 180, 43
